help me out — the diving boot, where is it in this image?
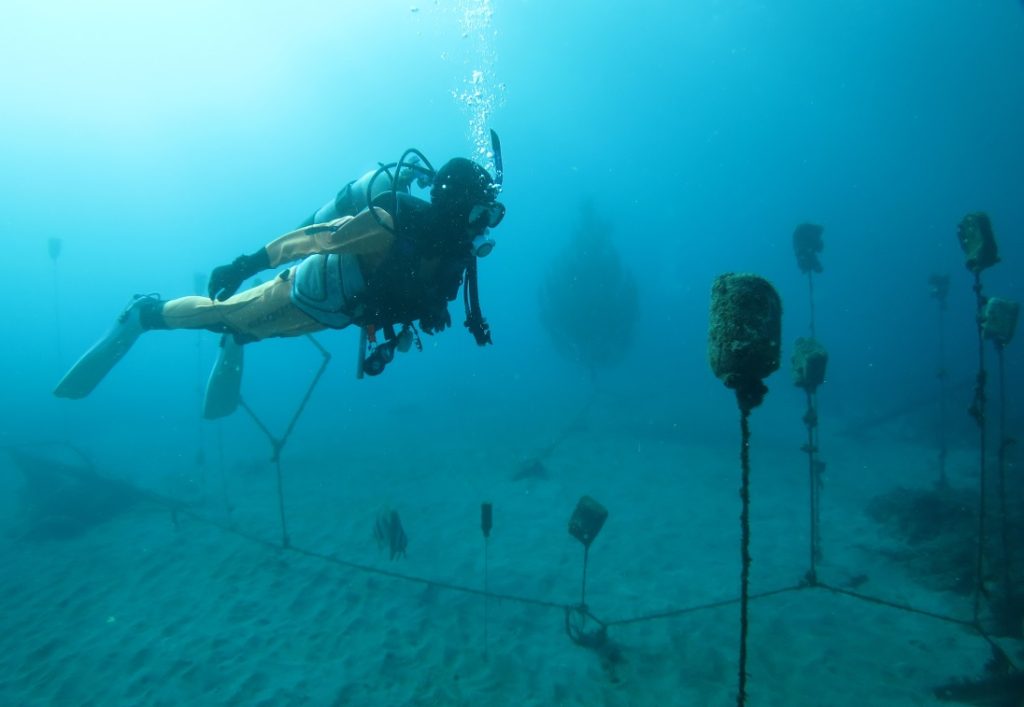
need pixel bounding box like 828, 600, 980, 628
202, 333, 244, 420
54, 294, 165, 399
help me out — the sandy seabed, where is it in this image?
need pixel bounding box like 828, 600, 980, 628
1, 395, 1018, 707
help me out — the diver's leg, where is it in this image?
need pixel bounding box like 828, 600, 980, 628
185, 274, 325, 419
161, 272, 324, 341
54, 274, 324, 400
53, 295, 165, 399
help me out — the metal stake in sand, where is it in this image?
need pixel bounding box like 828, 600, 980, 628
792, 336, 828, 584
709, 273, 782, 707
793, 223, 823, 337
956, 212, 1000, 626
238, 334, 332, 548
982, 295, 1019, 632
929, 274, 951, 487
564, 496, 609, 647
481, 501, 493, 659
569, 496, 607, 608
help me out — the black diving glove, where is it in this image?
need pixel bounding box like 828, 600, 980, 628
208, 248, 270, 301
419, 307, 452, 335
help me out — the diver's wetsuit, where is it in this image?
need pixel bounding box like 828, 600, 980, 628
158, 208, 395, 341
54, 151, 501, 401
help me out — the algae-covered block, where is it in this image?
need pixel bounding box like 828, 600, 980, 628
792, 336, 828, 392
957, 213, 1000, 274
983, 297, 1019, 347
569, 496, 608, 548
793, 223, 824, 274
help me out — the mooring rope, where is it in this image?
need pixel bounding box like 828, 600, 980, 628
968, 272, 990, 625
737, 406, 752, 707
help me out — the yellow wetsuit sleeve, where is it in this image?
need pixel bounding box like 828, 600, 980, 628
263, 207, 395, 268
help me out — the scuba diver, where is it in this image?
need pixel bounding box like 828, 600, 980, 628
54, 132, 507, 415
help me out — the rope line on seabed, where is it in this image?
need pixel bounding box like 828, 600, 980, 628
5, 441, 1017, 675
20, 329, 1018, 674
190, 325, 1017, 663
171, 502, 1017, 673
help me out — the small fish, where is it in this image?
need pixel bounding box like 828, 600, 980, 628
512, 457, 549, 482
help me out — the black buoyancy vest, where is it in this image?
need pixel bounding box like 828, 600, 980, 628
355, 193, 472, 330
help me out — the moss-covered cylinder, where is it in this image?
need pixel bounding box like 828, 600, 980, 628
957, 213, 1000, 274
983, 297, 1019, 347
792, 336, 828, 392
709, 273, 782, 411
793, 223, 824, 274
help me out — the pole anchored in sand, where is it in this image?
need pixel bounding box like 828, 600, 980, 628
981, 295, 1019, 634
237, 334, 332, 548
956, 212, 1000, 627
709, 272, 782, 707
792, 223, 828, 584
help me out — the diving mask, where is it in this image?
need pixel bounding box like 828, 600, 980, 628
468, 201, 505, 231
467, 202, 504, 258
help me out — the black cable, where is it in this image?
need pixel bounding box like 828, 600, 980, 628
581, 545, 590, 607
11, 437, 1011, 659
603, 585, 804, 627
995, 344, 1015, 611
819, 584, 976, 628
273, 457, 290, 548
237, 334, 332, 548
969, 272, 989, 625
275, 335, 332, 462
168, 499, 1024, 674
804, 388, 821, 585
484, 536, 490, 659
807, 271, 816, 339
738, 407, 752, 707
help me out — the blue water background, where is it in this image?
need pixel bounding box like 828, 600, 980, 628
0, 0, 1021, 501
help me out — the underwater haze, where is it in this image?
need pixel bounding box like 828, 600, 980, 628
1, 1, 1023, 705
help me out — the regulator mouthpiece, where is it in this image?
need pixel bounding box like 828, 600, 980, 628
472, 234, 496, 258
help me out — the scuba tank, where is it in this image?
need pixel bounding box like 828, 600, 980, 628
297, 135, 504, 379
291, 152, 427, 378
298, 169, 396, 228
298, 153, 434, 228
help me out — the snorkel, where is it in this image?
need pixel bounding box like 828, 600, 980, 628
490, 129, 504, 193
469, 130, 505, 257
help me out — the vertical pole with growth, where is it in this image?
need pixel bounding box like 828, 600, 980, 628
709, 273, 782, 707
792, 223, 828, 584
981, 295, 1019, 632
792, 337, 828, 583
480, 501, 493, 659
956, 212, 1000, 626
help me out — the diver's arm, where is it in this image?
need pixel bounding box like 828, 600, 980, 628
264, 207, 395, 268
207, 208, 394, 301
